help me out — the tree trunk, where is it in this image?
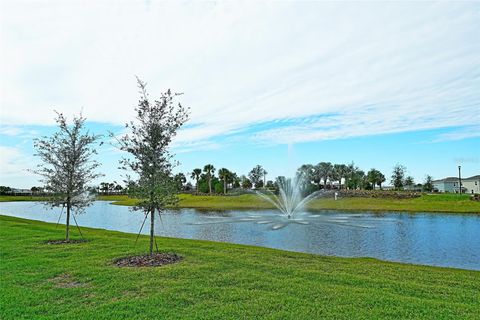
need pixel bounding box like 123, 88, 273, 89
208, 178, 212, 194
149, 208, 155, 255
196, 179, 199, 194
224, 177, 227, 194
66, 202, 71, 241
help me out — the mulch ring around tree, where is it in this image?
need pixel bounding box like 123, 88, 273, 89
114, 253, 183, 267
42, 239, 89, 245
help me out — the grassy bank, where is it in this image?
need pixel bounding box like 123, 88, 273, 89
96, 193, 480, 213
0, 195, 49, 202
3, 193, 479, 213
1, 215, 479, 319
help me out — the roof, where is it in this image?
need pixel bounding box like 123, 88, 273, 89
464, 175, 480, 181
432, 175, 480, 183
432, 177, 459, 183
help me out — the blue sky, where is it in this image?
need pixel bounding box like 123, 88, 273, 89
1, 1, 479, 188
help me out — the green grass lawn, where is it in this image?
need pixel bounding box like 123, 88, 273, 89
0, 195, 49, 202
1, 215, 479, 319
96, 193, 480, 213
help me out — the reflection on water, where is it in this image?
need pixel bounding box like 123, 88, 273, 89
1, 201, 479, 270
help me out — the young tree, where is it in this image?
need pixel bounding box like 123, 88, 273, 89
116, 78, 189, 255
423, 175, 434, 192
33, 112, 102, 241
249, 165, 265, 189
190, 168, 202, 194
203, 164, 215, 194
391, 164, 406, 190
405, 176, 415, 190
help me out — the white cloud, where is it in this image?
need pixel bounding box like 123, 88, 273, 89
432, 125, 480, 143
0, 126, 39, 138
0, 126, 22, 136
0, 146, 38, 187
1, 1, 479, 149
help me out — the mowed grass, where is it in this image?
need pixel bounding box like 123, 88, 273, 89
1, 215, 479, 319
0, 195, 49, 202
95, 193, 480, 213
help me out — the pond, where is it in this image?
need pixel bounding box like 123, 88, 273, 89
1, 201, 479, 270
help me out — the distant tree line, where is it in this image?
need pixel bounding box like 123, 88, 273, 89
95, 181, 125, 194
171, 162, 436, 195
1, 162, 436, 199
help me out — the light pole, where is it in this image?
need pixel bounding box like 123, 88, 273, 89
458, 165, 462, 194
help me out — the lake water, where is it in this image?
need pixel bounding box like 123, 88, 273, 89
1, 201, 479, 270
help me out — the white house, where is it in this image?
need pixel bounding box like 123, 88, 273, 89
432, 177, 463, 193
433, 175, 479, 194
463, 175, 480, 194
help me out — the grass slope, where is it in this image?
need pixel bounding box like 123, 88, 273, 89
95, 193, 480, 213
1, 215, 479, 319
0, 195, 49, 202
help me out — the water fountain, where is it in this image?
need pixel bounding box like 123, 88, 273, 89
254, 176, 325, 219
190, 176, 394, 230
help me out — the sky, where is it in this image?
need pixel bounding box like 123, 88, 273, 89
1, 1, 479, 188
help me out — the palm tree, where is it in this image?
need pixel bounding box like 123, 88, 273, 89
218, 168, 230, 194
190, 168, 202, 194
367, 168, 381, 190
315, 162, 333, 189
297, 164, 314, 190
297, 164, 314, 181
230, 172, 240, 188
203, 164, 215, 194
313, 166, 322, 190
377, 172, 386, 189
333, 164, 348, 189
345, 162, 356, 189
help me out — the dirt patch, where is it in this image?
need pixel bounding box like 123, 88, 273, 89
114, 253, 182, 267
42, 239, 88, 245
338, 190, 422, 199
49, 273, 87, 288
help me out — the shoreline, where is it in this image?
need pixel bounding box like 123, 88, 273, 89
1, 193, 479, 214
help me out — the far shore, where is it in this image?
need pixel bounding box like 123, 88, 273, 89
1, 193, 479, 214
